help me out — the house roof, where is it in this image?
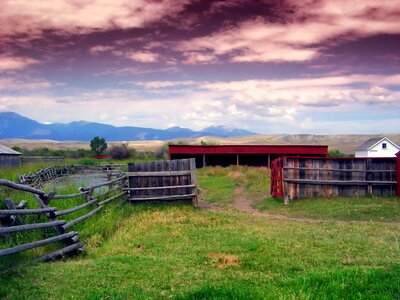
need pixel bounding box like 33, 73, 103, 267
356, 137, 400, 151
0, 144, 22, 155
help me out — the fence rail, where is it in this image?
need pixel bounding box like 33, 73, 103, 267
0, 172, 128, 262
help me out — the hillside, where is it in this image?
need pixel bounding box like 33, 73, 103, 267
2, 134, 400, 154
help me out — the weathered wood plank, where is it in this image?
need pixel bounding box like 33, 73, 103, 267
123, 184, 196, 191
128, 193, 196, 201
80, 176, 126, 191
33, 242, 83, 263
94, 185, 120, 198
283, 167, 395, 173
54, 199, 98, 217
61, 206, 103, 231
0, 207, 57, 216
285, 179, 396, 185
52, 191, 89, 199
98, 192, 126, 206
0, 220, 66, 234
0, 231, 77, 257
0, 179, 46, 196
126, 171, 191, 177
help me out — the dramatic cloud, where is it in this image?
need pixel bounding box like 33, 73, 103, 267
178, 0, 400, 63
0, 0, 399, 134
0, 55, 39, 71
0, 0, 190, 41
116, 51, 160, 63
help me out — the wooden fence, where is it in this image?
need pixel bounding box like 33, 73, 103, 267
21, 156, 65, 164
271, 155, 399, 204
126, 159, 197, 205
0, 175, 127, 262
19, 164, 125, 188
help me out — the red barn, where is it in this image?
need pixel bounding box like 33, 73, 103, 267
168, 144, 328, 168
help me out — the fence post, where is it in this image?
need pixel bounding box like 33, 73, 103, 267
396, 151, 400, 197
189, 158, 198, 207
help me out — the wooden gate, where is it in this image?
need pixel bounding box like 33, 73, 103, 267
270, 157, 284, 197
126, 159, 197, 205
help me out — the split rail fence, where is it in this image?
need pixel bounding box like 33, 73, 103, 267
271, 154, 400, 204
19, 164, 125, 188
0, 174, 127, 262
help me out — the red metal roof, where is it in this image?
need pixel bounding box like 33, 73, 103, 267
169, 145, 328, 155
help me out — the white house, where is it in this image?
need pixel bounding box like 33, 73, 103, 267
355, 137, 400, 158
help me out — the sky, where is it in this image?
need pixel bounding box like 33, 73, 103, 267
0, 0, 400, 134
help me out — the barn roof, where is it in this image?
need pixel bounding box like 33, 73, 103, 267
356, 137, 400, 151
0, 144, 22, 155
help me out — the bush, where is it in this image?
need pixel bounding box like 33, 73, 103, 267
108, 144, 131, 160
78, 158, 97, 165
328, 149, 348, 157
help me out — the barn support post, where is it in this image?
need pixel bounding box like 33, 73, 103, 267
396, 152, 400, 197
268, 155, 271, 169
203, 154, 206, 167
236, 154, 239, 165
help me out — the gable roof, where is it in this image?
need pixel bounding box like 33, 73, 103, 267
0, 144, 22, 155
356, 137, 400, 151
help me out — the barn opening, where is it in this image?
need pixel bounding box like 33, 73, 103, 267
168, 145, 328, 168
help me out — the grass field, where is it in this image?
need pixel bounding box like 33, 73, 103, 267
1, 165, 399, 299
256, 196, 400, 222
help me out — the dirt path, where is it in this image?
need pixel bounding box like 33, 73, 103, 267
232, 186, 324, 223
199, 186, 400, 225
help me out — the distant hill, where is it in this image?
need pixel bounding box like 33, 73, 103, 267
0, 112, 257, 141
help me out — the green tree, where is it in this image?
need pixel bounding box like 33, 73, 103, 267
90, 136, 108, 155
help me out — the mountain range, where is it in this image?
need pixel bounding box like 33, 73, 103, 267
0, 112, 257, 141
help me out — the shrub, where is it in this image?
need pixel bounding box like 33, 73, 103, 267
328, 149, 348, 157
78, 158, 97, 165
108, 144, 131, 160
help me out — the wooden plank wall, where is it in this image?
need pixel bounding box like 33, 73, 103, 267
127, 159, 197, 204
0, 155, 21, 168
282, 157, 397, 201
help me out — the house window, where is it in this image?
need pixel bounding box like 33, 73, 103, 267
382, 143, 387, 149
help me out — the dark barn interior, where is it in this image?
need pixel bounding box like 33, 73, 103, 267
169, 145, 328, 168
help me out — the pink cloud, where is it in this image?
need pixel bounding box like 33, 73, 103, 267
89, 45, 115, 54
0, 0, 191, 41
0, 55, 39, 71
183, 52, 217, 64
0, 77, 52, 90
124, 51, 159, 63
178, 0, 400, 63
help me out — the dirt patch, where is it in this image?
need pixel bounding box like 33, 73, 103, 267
228, 171, 243, 181
207, 253, 239, 268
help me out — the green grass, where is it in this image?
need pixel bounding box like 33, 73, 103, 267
256, 196, 400, 222
1, 165, 400, 299
1, 205, 399, 299
197, 167, 239, 205
197, 166, 269, 205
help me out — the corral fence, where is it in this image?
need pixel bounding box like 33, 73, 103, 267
271, 153, 400, 204
19, 164, 125, 188
21, 156, 65, 164
1, 159, 197, 262
126, 158, 197, 205
0, 174, 127, 262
